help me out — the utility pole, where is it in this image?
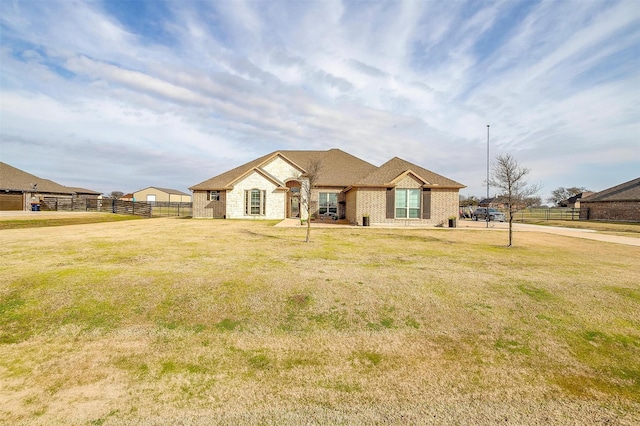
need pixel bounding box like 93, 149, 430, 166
486, 124, 490, 229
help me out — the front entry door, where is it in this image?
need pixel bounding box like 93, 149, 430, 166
290, 195, 300, 218
286, 181, 301, 218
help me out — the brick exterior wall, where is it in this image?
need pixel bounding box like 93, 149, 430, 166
349, 186, 459, 226
580, 201, 640, 222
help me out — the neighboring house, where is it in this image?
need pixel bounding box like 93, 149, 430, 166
133, 187, 191, 203
478, 196, 509, 209
565, 192, 594, 209
0, 162, 101, 211
190, 149, 465, 226
119, 193, 134, 201
580, 178, 640, 222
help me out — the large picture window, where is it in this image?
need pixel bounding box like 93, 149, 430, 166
319, 192, 338, 215
395, 189, 420, 218
245, 189, 266, 215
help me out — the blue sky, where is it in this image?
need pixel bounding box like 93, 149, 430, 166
1, 0, 638, 201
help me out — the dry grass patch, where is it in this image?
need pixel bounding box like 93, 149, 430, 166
0, 218, 639, 424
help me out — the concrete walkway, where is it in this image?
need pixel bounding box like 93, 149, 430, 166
275, 217, 640, 247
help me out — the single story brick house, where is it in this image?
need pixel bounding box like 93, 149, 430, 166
190, 149, 465, 226
580, 177, 640, 222
0, 162, 100, 211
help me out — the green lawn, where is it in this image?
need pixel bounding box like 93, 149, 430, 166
1, 217, 639, 424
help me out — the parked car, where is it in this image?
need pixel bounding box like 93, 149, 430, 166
472, 207, 506, 222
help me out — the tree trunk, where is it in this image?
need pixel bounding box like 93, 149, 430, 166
508, 215, 513, 247
305, 217, 311, 243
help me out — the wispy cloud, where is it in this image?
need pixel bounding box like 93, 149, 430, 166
1, 0, 638, 198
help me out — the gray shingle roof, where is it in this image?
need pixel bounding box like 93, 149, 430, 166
582, 177, 640, 202
355, 157, 465, 188
190, 149, 378, 190
1, 162, 74, 194
190, 149, 464, 191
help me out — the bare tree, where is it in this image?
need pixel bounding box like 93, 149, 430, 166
488, 154, 541, 247
548, 186, 589, 207
292, 160, 322, 243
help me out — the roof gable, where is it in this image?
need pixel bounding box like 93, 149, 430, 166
356, 157, 464, 188
229, 167, 287, 189
387, 170, 428, 186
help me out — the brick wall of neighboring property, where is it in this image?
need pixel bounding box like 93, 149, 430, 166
580, 201, 640, 222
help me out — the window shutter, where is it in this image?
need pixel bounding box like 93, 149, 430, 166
386, 188, 395, 219
245, 190, 249, 215
207, 191, 210, 201
422, 188, 431, 219
262, 190, 266, 215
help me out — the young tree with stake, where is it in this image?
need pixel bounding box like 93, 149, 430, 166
292, 160, 322, 243
488, 154, 541, 247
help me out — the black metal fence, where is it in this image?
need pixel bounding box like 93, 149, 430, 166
514, 208, 582, 221
148, 201, 193, 217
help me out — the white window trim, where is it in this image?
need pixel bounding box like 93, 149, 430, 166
245, 189, 266, 216
395, 188, 420, 219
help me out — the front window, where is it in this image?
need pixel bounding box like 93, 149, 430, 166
319, 192, 338, 215
209, 191, 220, 201
245, 189, 266, 215
395, 189, 420, 218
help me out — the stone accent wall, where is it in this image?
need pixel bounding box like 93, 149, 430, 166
227, 172, 286, 219
580, 201, 640, 222
262, 156, 302, 182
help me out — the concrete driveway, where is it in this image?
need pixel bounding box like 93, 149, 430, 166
458, 219, 640, 247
